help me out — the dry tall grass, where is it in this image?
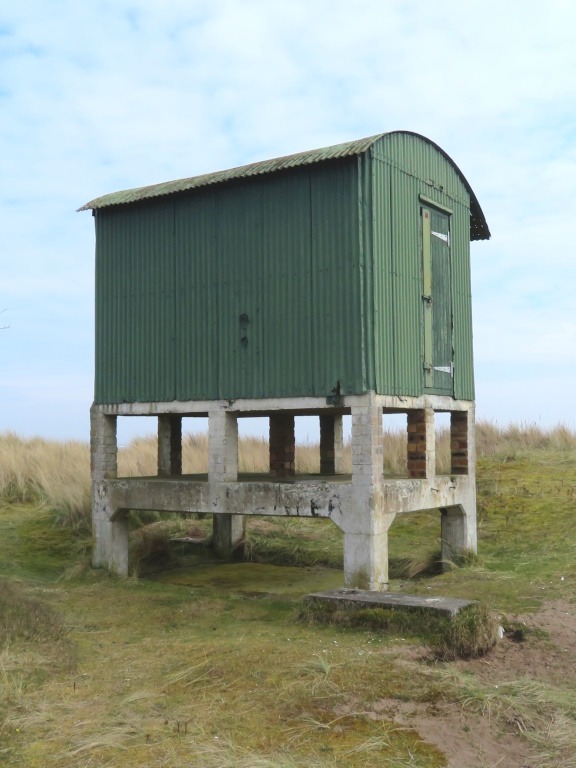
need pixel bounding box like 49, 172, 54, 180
0, 432, 91, 529
1, 422, 575, 531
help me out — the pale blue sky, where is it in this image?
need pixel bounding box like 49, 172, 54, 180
1, 0, 575, 442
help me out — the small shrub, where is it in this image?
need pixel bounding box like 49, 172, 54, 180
130, 524, 178, 571
389, 549, 443, 580
301, 599, 498, 660
500, 616, 549, 643
129, 519, 210, 573
0, 579, 69, 645
430, 602, 499, 660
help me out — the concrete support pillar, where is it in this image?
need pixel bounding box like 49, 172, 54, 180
269, 414, 295, 478
442, 406, 477, 565
93, 493, 128, 576
407, 408, 435, 479
345, 394, 391, 590
209, 409, 243, 555
90, 409, 118, 481
441, 503, 477, 563
90, 408, 127, 575
158, 415, 182, 477
451, 408, 475, 475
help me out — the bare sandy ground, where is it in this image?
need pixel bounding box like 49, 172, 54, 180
341, 600, 576, 767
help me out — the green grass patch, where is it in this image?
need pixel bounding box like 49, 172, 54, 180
300, 600, 498, 660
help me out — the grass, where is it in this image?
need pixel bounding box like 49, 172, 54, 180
301, 600, 499, 661
3, 420, 575, 533
1, 422, 576, 765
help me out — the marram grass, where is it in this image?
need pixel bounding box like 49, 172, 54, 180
2, 421, 575, 531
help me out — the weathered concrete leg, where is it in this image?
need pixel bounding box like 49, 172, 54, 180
345, 394, 391, 590
209, 409, 243, 555
441, 503, 477, 563
442, 406, 477, 564
90, 408, 128, 575
407, 408, 435, 479
212, 514, 245, 557
343, 529, 392, 591
93, 488, 128, 576
158, 415, 182, 477
90, 408, 118, 482
269, 414, 295, 478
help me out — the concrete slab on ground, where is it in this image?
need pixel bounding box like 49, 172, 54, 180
305, 588, 477, 618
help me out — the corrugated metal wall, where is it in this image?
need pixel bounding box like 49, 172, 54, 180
310, 162, 365, 397
95, 160, 365, 404
370, 134, 474, 400
451, 198, 475, 400
95, 201, 177, 404
94, 135, 475, 405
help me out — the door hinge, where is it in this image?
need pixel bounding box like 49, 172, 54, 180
432, 230, 450, 246
433, 362, 454, 377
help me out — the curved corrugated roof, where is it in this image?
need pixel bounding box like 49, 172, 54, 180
79, 131, 490, 240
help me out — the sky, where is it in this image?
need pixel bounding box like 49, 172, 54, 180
1, 0, 575, 444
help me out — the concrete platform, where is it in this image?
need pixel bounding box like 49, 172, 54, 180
305, 588, 477, 618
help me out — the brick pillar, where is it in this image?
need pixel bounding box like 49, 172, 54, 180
90, 409, 118, 481
320, 415, 335, 475
345, 394, 391, 591
334, 414, 345, 474
269, 414, 295, 478
407, 408, 435, 479
209, 409, 243, 556
451, 410, 471, 475
90, 408, 127, 576
158, 415, 182, 477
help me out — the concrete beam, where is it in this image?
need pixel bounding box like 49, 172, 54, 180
96, 394, 473, 417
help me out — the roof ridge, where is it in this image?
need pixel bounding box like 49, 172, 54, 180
78, 131, 489, 240
77, 133, 383, 212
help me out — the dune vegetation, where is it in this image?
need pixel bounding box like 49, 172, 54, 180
1, 422, 576, 767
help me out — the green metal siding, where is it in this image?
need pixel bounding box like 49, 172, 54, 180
390, 168, 423, 395
370, 154, 395, 393
95, 202, 177, 404
370, 133, 475, 400
451, 200, 475, 400
94, 162, 364, 405
310, 161, 364, 396
93, 132, 480, 406
174, 192, 218, 400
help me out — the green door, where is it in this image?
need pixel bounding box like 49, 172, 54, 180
421, 205, 454, 395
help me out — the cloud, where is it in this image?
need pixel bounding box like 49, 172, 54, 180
1, 0, 575, 437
